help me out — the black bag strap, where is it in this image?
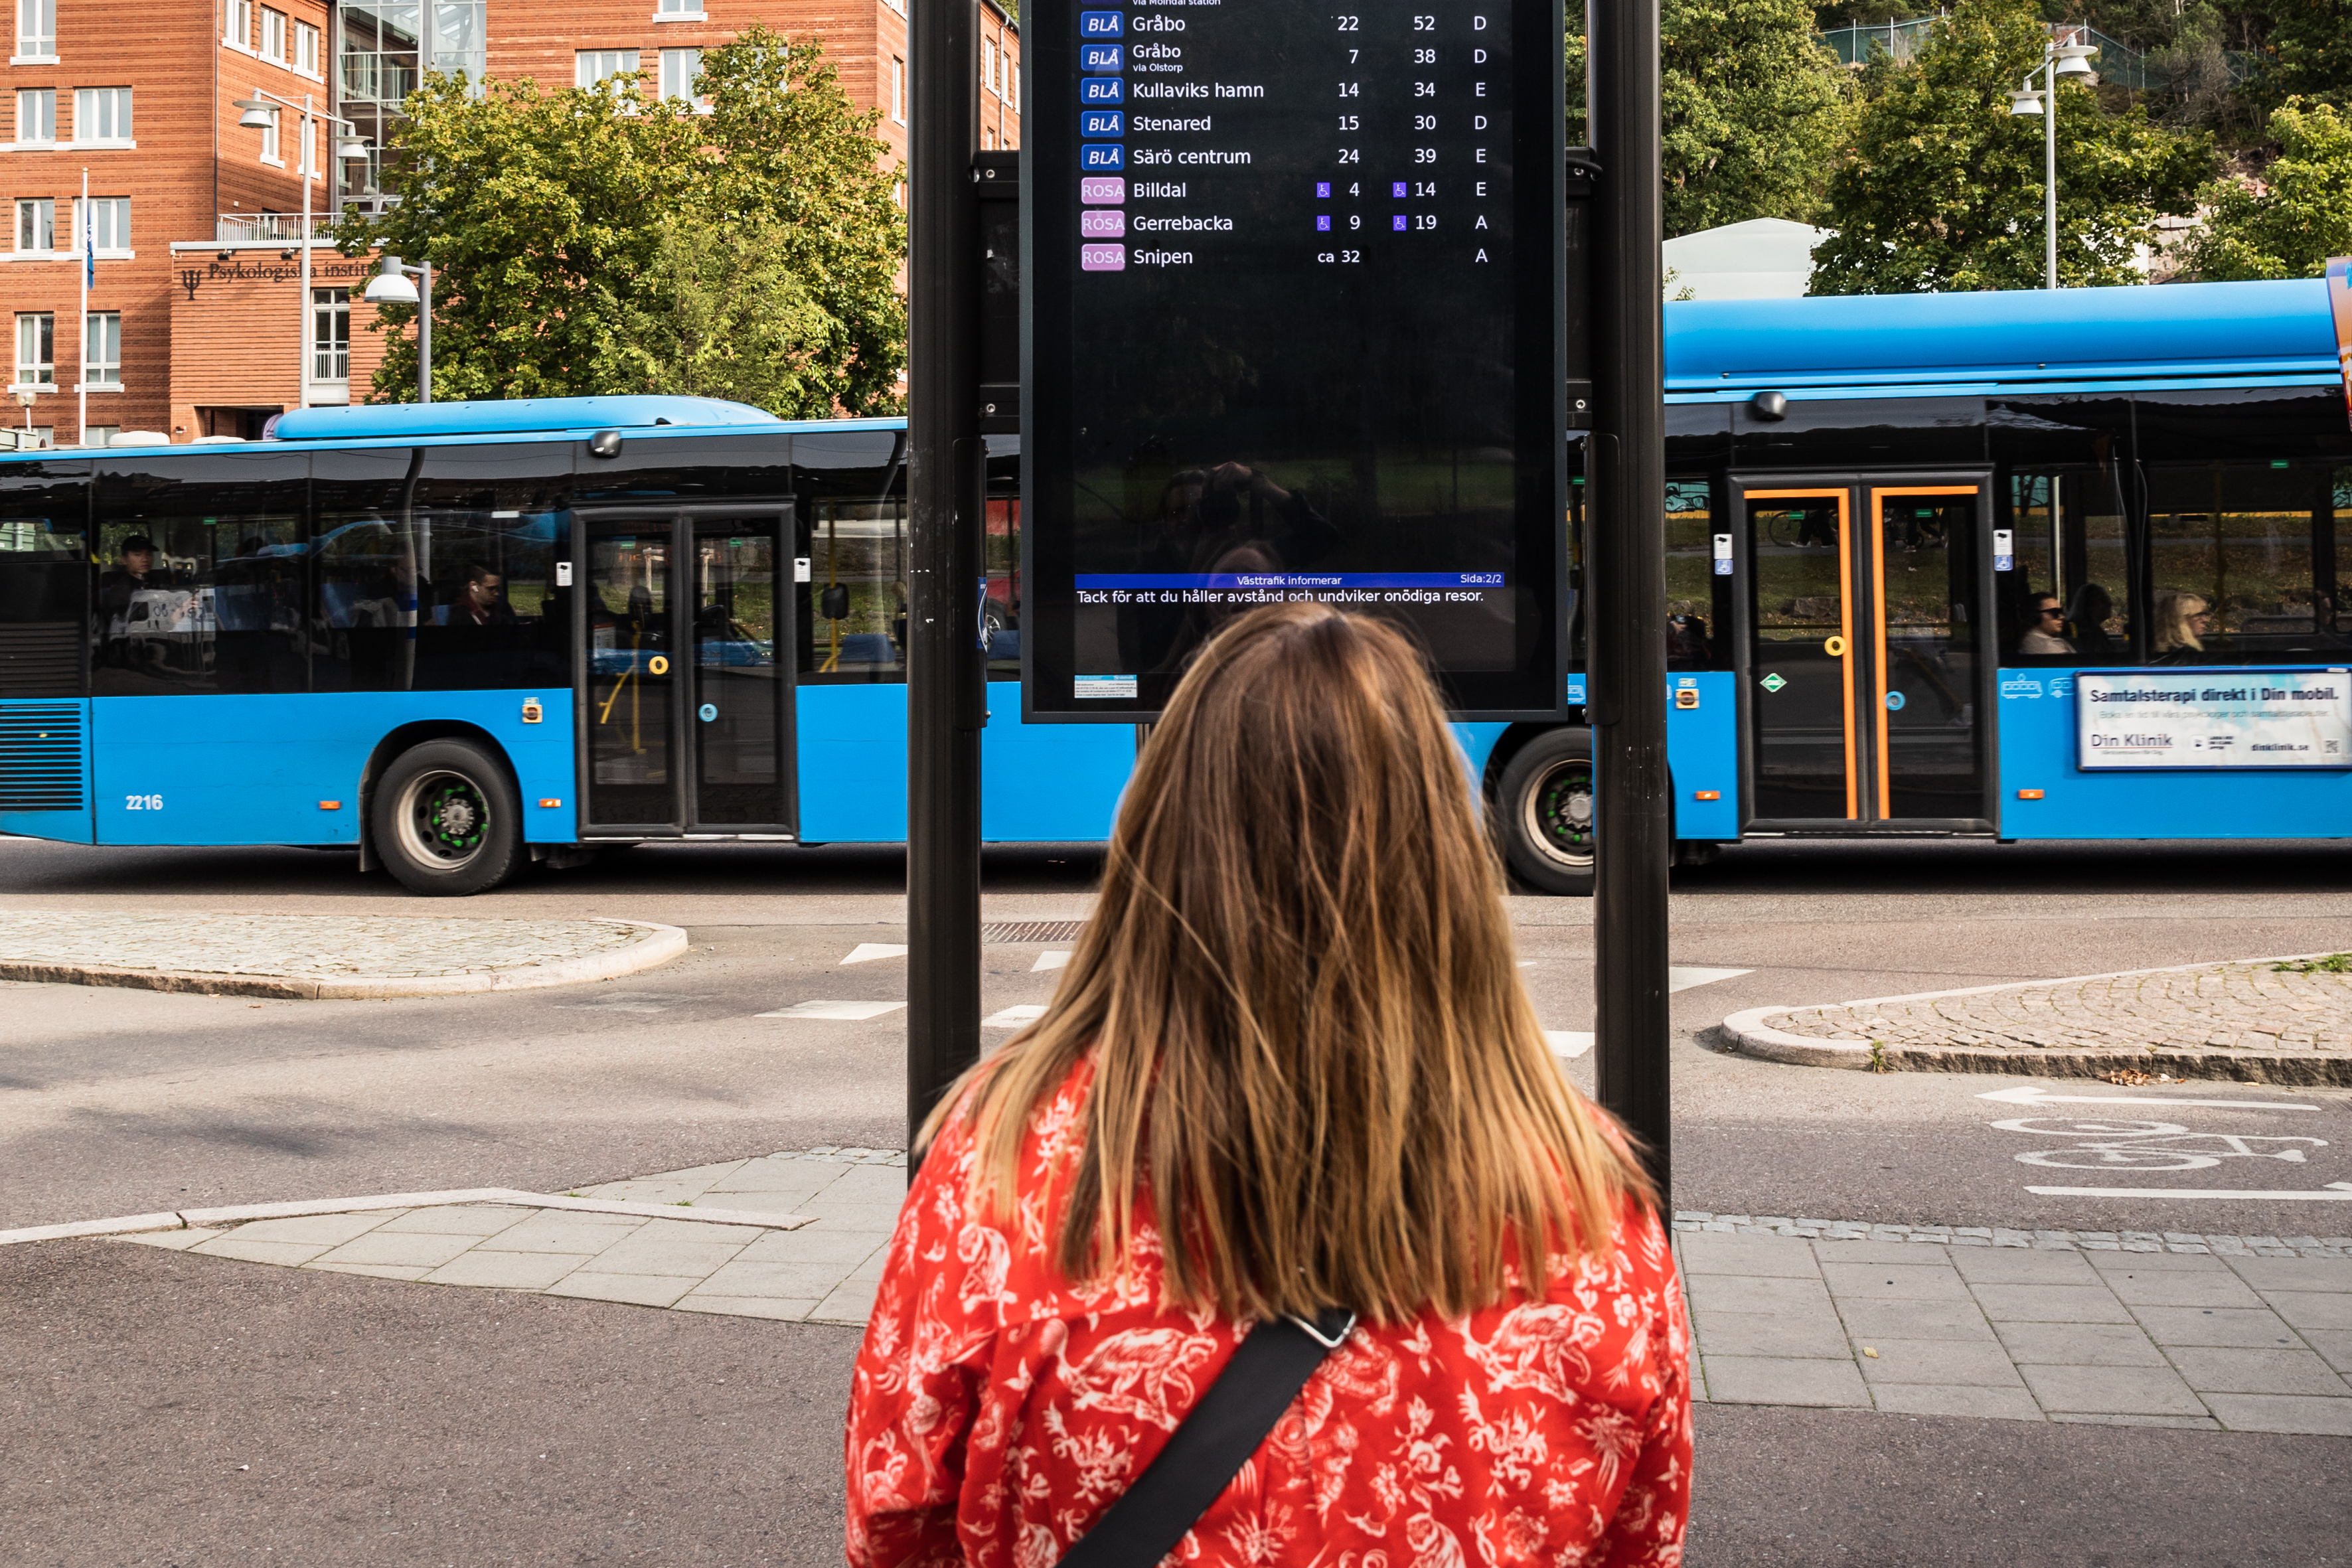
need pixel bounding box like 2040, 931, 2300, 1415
1058, 1308, 1356, 1568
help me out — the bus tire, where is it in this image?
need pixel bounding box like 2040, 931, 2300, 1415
1495, 728, 1597, 898
372, 739, 524, 897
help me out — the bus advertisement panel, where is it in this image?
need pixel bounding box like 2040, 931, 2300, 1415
2076, 668, 2352, 770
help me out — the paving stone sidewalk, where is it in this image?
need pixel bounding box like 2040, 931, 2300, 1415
1679, 1227, 2352, 1435
1722, 956, 2352, 1082
124, 1147, 903, 1322
0, 910, 684, 997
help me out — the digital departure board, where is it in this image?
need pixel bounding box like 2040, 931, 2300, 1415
1021, 0, 1567, 719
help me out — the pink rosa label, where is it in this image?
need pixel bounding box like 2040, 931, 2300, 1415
1080, 209, 1126, 238
1079, 177, 1125, 204
1081, 244, 1126, 272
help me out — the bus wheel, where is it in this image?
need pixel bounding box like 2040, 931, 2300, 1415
373, 739, 524, 897
1496, 728, 1597, 897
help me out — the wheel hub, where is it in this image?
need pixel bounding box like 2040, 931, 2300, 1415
1528, 761, 1596, 866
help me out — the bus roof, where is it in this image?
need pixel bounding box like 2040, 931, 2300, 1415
269, 394, 789, 441
1664, 276, 2338, 400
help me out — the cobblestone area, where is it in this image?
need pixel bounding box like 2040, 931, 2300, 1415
1770, 961, 2352, 1056
0, 910, 682, 996
1673, 1212, 2352, 1259
125, 1146, 905, 1324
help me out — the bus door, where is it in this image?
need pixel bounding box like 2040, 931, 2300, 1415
580, 507, 796, 838
1734, 475, 1993, 830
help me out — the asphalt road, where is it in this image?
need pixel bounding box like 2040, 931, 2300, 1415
6, 832, 2352, 1565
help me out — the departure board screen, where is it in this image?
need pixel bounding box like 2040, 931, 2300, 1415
1022, 0, 1567, 719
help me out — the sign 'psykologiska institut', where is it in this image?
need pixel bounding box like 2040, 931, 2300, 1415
1020, 0, 1569, 719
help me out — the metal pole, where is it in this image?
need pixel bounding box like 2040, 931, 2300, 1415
300, 98, 313, 411
1588, 0, 1674, 1194
76, 166, 85, 446
419, 262, 432, 402
905, 0, 985, 1157
2043, 54, 2058, 291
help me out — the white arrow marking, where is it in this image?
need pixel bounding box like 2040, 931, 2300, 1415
756, 998, 906, 1020
1978, 1084, 2319, 1112
840, 943, 908, 965
1546, 1031, 1595, 1058
1032, 951, 1071, 973
1670, 966, 1751, 993
2025, 1183, 2352, 1200
983, 1004, 1049, 1029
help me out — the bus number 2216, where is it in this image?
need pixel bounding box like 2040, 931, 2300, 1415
124, 794, 163, 811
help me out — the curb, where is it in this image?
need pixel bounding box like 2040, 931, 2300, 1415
1716, 951, 2352, 1085
0, 1187, 815, 1249
0, 919, 690, 1000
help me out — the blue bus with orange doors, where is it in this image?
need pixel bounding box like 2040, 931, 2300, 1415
0, 274, 2343, 894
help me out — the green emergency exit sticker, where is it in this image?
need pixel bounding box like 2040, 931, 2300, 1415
1761, 672, 1787, 693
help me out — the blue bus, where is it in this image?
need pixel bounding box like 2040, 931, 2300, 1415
0, 275, 2343, 895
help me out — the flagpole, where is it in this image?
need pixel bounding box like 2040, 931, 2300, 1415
77, 167, 86, 447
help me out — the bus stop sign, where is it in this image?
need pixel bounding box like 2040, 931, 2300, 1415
1022, 0, 1569, 720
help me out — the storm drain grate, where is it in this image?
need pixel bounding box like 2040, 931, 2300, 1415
980, 920, 1089, 945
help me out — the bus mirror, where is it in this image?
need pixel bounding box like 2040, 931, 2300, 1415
588, 430, 623, 459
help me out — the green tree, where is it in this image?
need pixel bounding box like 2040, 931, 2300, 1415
337, 24, 905, 414
601, 216, 841, 411
1662, 0, 1852, 234
2260, 0, 2352, 108
1567, 0, 1851, 234
1811, 0, 2212, 293
2181, 99, 2352, 278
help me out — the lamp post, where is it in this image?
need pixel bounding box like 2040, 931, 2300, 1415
13, 387, 33, 447
234, 91, 370, 411
2005, 37, 2098, 291
361, 256, 433, 402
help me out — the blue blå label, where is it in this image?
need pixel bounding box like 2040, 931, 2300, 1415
1081, 109, 1125, 137
1079, 9, 1123, 36
1081, 143, 1126, 171
1080, 76, 1124, 104
1079, 42, 1123, 71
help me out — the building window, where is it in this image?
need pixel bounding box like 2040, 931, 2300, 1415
15, 313, 53, 385
892, 57, 906, 123
74, 87, 130, 143
575, 49, 640, 89
16, 0, 54, 57
225, 0, 252, 48
293, 18, 317, 73
82, 310, 118, 386
983, 39, 996, 97
16, 88, 55, 143
15, 198, 53, 252
258, 105, 280, 161
260, 5, 285, 59
82, 424, 117, 448
74, 196, 127, 250
313, 288, 349, 382
657, 0, 704, 13
659, 47, 700, 102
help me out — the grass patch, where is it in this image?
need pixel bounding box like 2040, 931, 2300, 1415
2272, 954, 2352, 973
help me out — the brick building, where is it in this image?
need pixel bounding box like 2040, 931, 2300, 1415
1, 0, 1016, 449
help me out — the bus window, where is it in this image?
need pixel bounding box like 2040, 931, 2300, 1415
2144, 461, 2346, 664
92, 451, 307, 698
0, 462, 87, 699
2002, 469, 2130, 665
311, 444, 569, 692
1664, 477, 1723, 669
985, 433, 1020, 678
796, 429, 906, 681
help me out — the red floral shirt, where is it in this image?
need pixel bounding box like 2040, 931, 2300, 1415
845, 1067, 1692, 1568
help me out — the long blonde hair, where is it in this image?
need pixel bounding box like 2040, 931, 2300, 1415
921, 601, 1654, 1324
2154, 591, 2209, 653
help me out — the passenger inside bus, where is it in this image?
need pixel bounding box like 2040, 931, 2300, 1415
2065, 584, 2120, 659
2152, 591, 2213, 659
2016, 593, 2073, 656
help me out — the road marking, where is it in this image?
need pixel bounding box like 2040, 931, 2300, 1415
1547, 1031, 1594, 1058
1669, 967, 1751, 992
2025, 1183, 2352, 1200
983, 1004, 1049, 1029
1032, 951, 1071, 972
1978, 1084, 2320, 1111
756, 999, 907, 1020
840, 943, 908, 965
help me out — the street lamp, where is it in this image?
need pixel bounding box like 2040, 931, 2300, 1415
363, 254, 433, 403
2003, 37, 2099, 291
232, 90, 373, 412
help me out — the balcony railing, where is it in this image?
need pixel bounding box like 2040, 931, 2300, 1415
215, 212, 333, 243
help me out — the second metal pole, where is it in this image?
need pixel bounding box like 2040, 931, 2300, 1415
1587, 0, 1673, 1195
905, 0, 986, 1158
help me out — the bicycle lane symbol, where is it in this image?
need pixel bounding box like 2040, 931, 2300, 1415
1990, 1117, 2329, 1172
